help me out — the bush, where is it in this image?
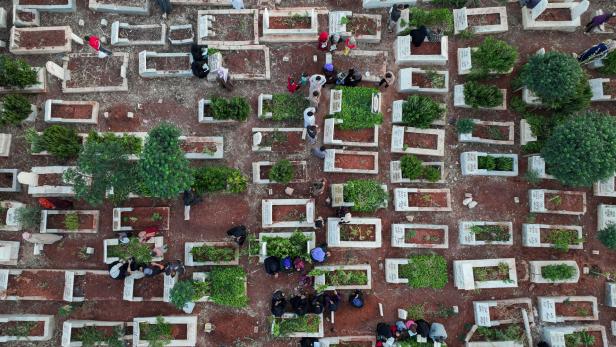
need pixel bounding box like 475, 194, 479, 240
0, 56, 38, 88
470, 38, 518, 78
210, 266, 248, 308
86, 131, 143, 155
269, 93, 309, 121
401, 95, 444, 128
343, 179, 388, 212
598, 224, 616, 250
422, 166, 441, 182
456, 118, 475, 134
400, 154, 423, 180
336, 86, 383, 129
272, 315, 321, 337
401, 8, 453, 35
191, 245, 235, 262
475, 325, 524, 343
15, 206, 41, 229
0, 95, 31, 126
541, 264, 577, 281
63, 212, 79, 231
107, 237, 152, 265
262, 231, 310, 259
547, 229, 583, 252
541, 112, 616, 187
478, 155, 496, 170
463, 81, 503, 108
599, 51, 616, 75
495, 157, 513, 171
141, 316, 172, 347
170, 280, 196, 309
398, 253, 448, 289
28, 125, 82, 159
210, 96, 250, 121
268, 159, 294, 184
77, 326, 124, 347
192, 166, 247, 194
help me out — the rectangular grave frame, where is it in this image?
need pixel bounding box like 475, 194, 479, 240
61, 320, 128, 347
453, 258, 518, 290
261, 8, 319, 42
27, 166, 74, 197
598, 204, 616, 231
329, 12, 381, 43
522, 1, 584, 32
589, 78, 612, 102
319, 336, 376, 347
391, 99, 446, 126
197, 9, 259, 46
138, 51, 193, 78
520, 119, 537, 145
43, 100, 99, 124
252, 160, 307, 184
88, 0, 149, 15
459, 221, 514, 246
330, 183, 387, 209
324, 149, 379, 175
168, 24, 194, 45
210, 44, 271, 80
313, 264, 372, 290
0, 169, 20, 192
9, 25, 71, 55
0, 241, 20, 266
473, 298, 534, 327
464, 324, 526, 347
179, 135, 224, 159
329, 88, 381, 116
123, 274, 176, 303
326, 217, 382, 248
529, 189, 587, 215
258, 94, 272, 118
15, 0, 75, 12
133, 316, 197, 346
522, 224, 583, 249
0, 201, 25, 231
0, 66, 46, 94
542, 325, 608, 347
0, 314, 54, 342
538, 296, 598, 323
460, 152, 519, 177
397, 67, 449, 94
458, 120, 515, 145
395, 35, 448, 66
184, 241, 239, 266
40, 210, 99, 234
271, 313, 324, 338
191, 271, 245, 303
527, 155, 555, 180
12, 7, 40, 27
323, 118, 379, 148
454, 6, 509, 35
594, 174, 616, 197
0, 269, 104, 301
529, 260, 580, 284
391, 223, 448, 249
63, 53, 129, 93
385, 258, 409, 284
103, 236, 164, 264
63, 270, 108, 302
390, 160, 446, 184
332, 50, 388, 83
111, 22, 166, 46
454, 84, 507, 110
391, 126, 445, 156
394, 188, 452, 212
261, 199, 315, 228
252, 127, 306, 151
458, 46, 515, 75
198, 99, 237, 123
112, 207, 170, 231
257, 231, 315, 263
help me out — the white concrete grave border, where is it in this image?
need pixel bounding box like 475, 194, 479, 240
453, 258, 518, 290
258, 94, 272, 118
460, 152, 519, 177
0, 169, 20, 192
454, 6, 509, 35
473, 298, 533, 327
191, 270, 247, 303
459, 221, 514, 246
63, 53, 129, 93
43, 100, 99, 124
392, 99, 446, 126
16, 0, 75, 12
111, 22, 166, 46
522, 224, 583, 249
520, 119, 537, 145
323, 118, 379, 147
595, 174, 616, 197
464, 325, 525, 347
538, 296, 598, 323
0, 241, 20, 265
123, 273, 176, 302
12, 7, 40, 27
324, 149, 379, 175
0, 269, 106, 301
458, 46, 515, 76
10, 26, 72, 55
332, 50, 388, 83
385, 258, 410, 284
0, 66, 46, 94
210, 44, 271, 80
363, 0, 416, 8
62, 320, 127, 347
529, 260, 580, 284
606, 282, 616, 308
522, 0, 588, 32
319, 336, 376, 347
103, 237, 165, 264
262, 199, 315, 228
0, 201, 25, 231
0, 314, 54, 342
397, 67, 449, 94
394, 188, 452, 212
271, 313, 324, 338
112, 207, 170, 231
390, 160, 446, 184
313, 264, 372, 290
391, 126, 445, 156
329, 88, 381, 115
133, 316, 197, 347
184, 241, 239, 266
139, 51, 193, 78
261, 8, 319, 42
598, 204, 616, 231
542, 325, 607, 347
40, 210, 99, 234
395, 35, 448, 66
391, 223, 448, 249
88, 0, 149, 15
458, 120, 514, 145
529, 189, 587, 215
26, 166, 75, 197
257, 231, 315, 263
330, 183, 387, 209
327, 217, 382, 248
527, 156, 555, 180
252, 128, 306, 151
179, 136, 224, 159
589, 78, 612, 102
454, 84, 507, 110
198, 99, 238, 123
168, 24, 194, 45
252, 160, 307, 184
198, 9, 259, 45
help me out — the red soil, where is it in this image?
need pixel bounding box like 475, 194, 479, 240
121, 207, 169, 230
50, 104, 94, 119
37, 173, 65, 186
545, 193, 584, 212
405, 228, 445, 244
467, 13, 501, 26
536, 8, 572, 22
7, 271, 65, 300
46, 213, 95, 230
17, 30, 66, 49
268, 16, 312, 29
270, 131, 304, 153
66, 55, 125, 89
83, 273, 125, 300
118, 26, 163, 41
146, 56, 190, 71
347, 16, 378, 37
407, 191, 449, 208
334, 153, 375, 170
169, 29, 193, 41
180, 140, 217, 154
211, 13, 255, 42
222, 50, 266, 76
334, 126, 375, 143
472, 124, 509, 140
555, 301, 594, 317
404, 131, 438, 150
133, 276, 164, 299
411, 41, 442, 55
271, 205, 306, 222
339, 224, 376, 241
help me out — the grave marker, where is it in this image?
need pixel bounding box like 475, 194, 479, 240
531, 0, 548, 20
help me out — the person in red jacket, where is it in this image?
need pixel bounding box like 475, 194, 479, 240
84, 35, 112, 56
287, 76, 300, 93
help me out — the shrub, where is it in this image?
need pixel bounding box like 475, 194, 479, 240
456, 118, 475, 134
15, 206, 41, 229
398, 253, 448, 289
141, 316, 172, 347
599, 51, 616, 75
170, 280, 196, 309
336, 86, 383, 129
192, 166, 247, 194
210, 96, 250, 121
547, 229, 583, 252
107, 237, 152, 265
268, 159, 294, 184
262, 231, 310, 259
598, 224, 616, 250
401, 8, 453, 35
325, 269, 368, 286
400, 154, 423, 180
190, 245, 235, 262
269, 93, 309, 121
463, 81, 503, 108
495, 157, 513, 171
343, 179, 388, 212
541, 264, 577, 281
0, 56, 38, 88
524, 169, 541, 185
86, 131, 142, 155
77, 326, 124, 347
477, 155, 496, 170
566, 331, 595, 347
63, 212, 79, 231
470, 38, 518, 78
210, 266, 248, 308
0, 94, 31, 126
476, 325, 524, 343
29, 125, 82, 159
272, 315, 321, 337
401, 95, 444, 128
541, 112, 616, 187
422, 166, 441, 182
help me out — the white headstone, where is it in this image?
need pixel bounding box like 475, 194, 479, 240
454, 8, 468, 31
571, 0, 590, 19
459, 47, 472, 71
46, 61, 67, 81
531, 0, 548, 20
0, 244, 10, 261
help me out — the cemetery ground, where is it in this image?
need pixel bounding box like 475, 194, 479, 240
1, 0, 616, 346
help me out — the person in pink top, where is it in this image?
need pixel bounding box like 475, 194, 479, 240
84, 35, 112, 56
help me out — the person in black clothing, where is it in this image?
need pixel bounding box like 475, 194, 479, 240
349, 290, 364, 308
410, 26, 428, 47
537, 343, 550, 347
415, 319, 430, 338
183, 189, 203, 207
310, 294, 325, 314
191, 61, 209, 79
271, 290, 286, 317
324, 291, 340, 312
227, 225, 247, 246
156, 0, 172, 16
108, 260, 130, 280
376, 322, 393, 341
388, 4, 409, 32
191, 44, 208, 61
343, 69, 362, 87
290, 294, 309, 316
306, 125, 318, 145
264, 256, 281, 277
300, 337, 319, 347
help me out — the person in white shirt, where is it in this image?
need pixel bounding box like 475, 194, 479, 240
309, 74, 326, 96
303, 107, 316, 128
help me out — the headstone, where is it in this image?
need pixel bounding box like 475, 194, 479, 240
454, 7, 468, 31
391, 126, 404, 150
531, 0, 548, 20
607, 282, 616, 307
46, 61, 66, 80
0, 133, 11, 156
474, 302, 492, 326
459, 47, 472, 71
398, 309, 407, 320
571, 0, 589, 19
0, 244, 10, 261
0, 8, 6, 29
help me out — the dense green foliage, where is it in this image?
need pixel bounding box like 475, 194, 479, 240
210, 96, 250, 121
268, 159, 295, 184
401, 95, 445, 128
0, 94, 31, 126
400, 155, 441, 182
399, 253, 448, 289
268, 93, 309, 121
343, 179, 388, 212
598, 224, 616, 250
209, 266, 248, 308
541, 264, 577, 281
262, 231, 310, 259
565, 331, 596, 346
25, 125, 82, 159
463, 81, 503, 108
324, 269, 368, 286
546, 229, 583, 252
272, 315, 321, 337
477, 155, 514, 171
476, 325, 524, 342
0, 56, 38, 88
336, 86, 383, 129
15, 206, 41, 230
470, 38, 518, 78
141, 317, 172, 347
541, 113, 616, 187
107, 237, 153, 265
170, 280, 197, 309
400, 7, 453, 35
456, 118, 475, 134
192, 166, 247, 194
63, 212, 79, 231
86, 131, 143, 154
77, 326, 124, 347
599, 51, 616, 74
190, 245, 235, 262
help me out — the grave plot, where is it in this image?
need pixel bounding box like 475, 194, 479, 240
460, 152, 519, 177
318, 336, 376, 347
184, 241, 239, 266
12, 7, 40, 27
473, 298, 534, 327
521, 119, 537, 146
542, 325, 608, 347
463, 323, 527, 347
0, 241, 20, 266
63, 53, 129, 93
391, 97, 446, 126
179, 136, 223, 159
139, 51, 193, 78
385, 259, 410, 284
0, 169, 20, 193
538, 296, 598, 323
453, 6, 508, 35
1, 269, 67, 300
330, 182, 388, 209
191, 267, 248, 304
390, 159, 445, 184
197, 9, 259, 45
168, 24, 194, 45
111, 22, 166, 46
313, 264, 372, 290
88, 0, 149, 15
43, 100, 99, 124
103, 236, 165, 264
394, 35, 448, 66
329, 12, 382, 43
454, 84, 507, 110
529, 189, 587, 215
212, 45, 271, 80
256, 231, 315, 263
40, 210, 99, 234
63, 270, 109, 302
457, 46, 515, 76
271, 313, 324, 338
458, 120, 514, 145
0, 314, 54, 343
522, 224, 583, 250
594, 173, 616, 197
589, 78, 614, 102
391, 126, 445, 157
258, 93, 309, 120
61, 320, 127, 347
329, 86, 381, 119
324, 149, 379, 175
9, 26, 71, 54
598, 204, 616, 231
112, 207, 170, 231
394, 188, 451, 212
252, 161, 307, 184
125, 274, 176, 302
324, 119, 379, 148
26, 166, 75, 197
0, 66, 46, 94
251, 128, 305, 153
527, 155, 555, 180
261, 8, 319, 42
198, 98, 240, 124
81, 272, 125, 300
397, 68, 448, 94
522, 0, 589, 31
326, 217, 382, 248
15, 0, 75, 12
606, 283, 616, 308
391, 223, 448, 249
0, 201, 26, 231
453, 258, 518, 290
261, 199, 315, 228
331, 50, 388, 83
133, 316, 197, 346
529, 260, 580, 284
29, 132, 86, 156
459, 221, 514, 246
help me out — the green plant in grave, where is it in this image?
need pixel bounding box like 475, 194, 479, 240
343, 179, 388, 212
470, 37, 518, 79
401, 95, 445, 128
340, 16, 350, 25
456, 118, 475, 134
190, 245, 235, 262
0, 56, 38, 88
326, 270, 368, 286
169, 279, 197, 309
1, 321, 36, 338
475, 325, 524, 343
77, 326, 124, 347
15, 206, 41, 230
210, 96, 250, 121
398, 253, 448, 289
272, 315, 321, 337
399, 7, 453, 35
541, 264, 577, 281
546, 229, 583, 252
192, 166, 247, 194
108, 237, 152, 265
566, 330, 595, 347
270, 93, 310, 121
463, 81, 503, 108
598, 224, 616, 250
262, 230, 309, 259
0, 94, 31, 126
268, 159, 294, 184
24, 125, 82, 159
209, 266, 248, 308
335, 86, 383, 129
63, 212, 80, 231
600, 51, 616, 74
400, 154, 423, 180
141, 316, 172, 347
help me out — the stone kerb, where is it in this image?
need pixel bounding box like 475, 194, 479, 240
529, 189, 587, 215
363, 0, 417, 9
168, 24, 194, 45
390, 160, 446, 184
258, 231, 315, 263
459, 221, 514, 246
43, 100, 99, 124
10, 26, 72, 55
319, 336, 376, 347
210, 45, 271, 80
0, 66, 46, 94
458, 47, 515, 75
61, 320, 126, 347
392, 99, 446, 126
330, 183, 387, 208
0, 241, 20, 265
473, 298, 533, 327
16, 0, 75, 12
252, 128, 306, 151
458, 120, 514, 145
397, 67, 449, 94
27, 166, 75, 197
198, 99, 235, 123
522, 224, 583, 249
324, 149, 379, 174
323, 118, 379, 147
595, 174, 616, 197
133, 316, 198, 347
0, 201, 25, 231
40, 210, 99, 234
139, 51, 193, 78
542, 325, 608, 347
332, 50, 388, 83
184, 241, 239, 266
522, 0, 588, 32
453, 258, 518, 290
529, 260, 580, 284
252, 160, 307, 184
0, 169, 20, 192
271, 313, 324, 338
598, 204, 616, 231
261, 199, 315, 228
606, 282, 616, 307
326, 217, 382, 248
520, 119, 537, 145
394, 188, 452, 212
313, 264, 372, 290
261, 8, 319, 42
391, 223, 449, 249
0, 314, 54, 342
198, 9, 259, 45
460, 152, 519, 177
104, 237, 164, 264
454, 84, 507, 110
395, 35, 448, 66
454, 6, 508, 35
385, 258, 409, 284
527, 156, 555, 180
538, 296, 598, 322
123, 274, 175, 302
589, 78, 612, 102
391, 126, 445, 156
179, 136, 224, 159
63, 53, 129, 93
12, 7, 40, 27
257, 94, 273, 118
111, 22, 166, 46
88, 0, 149, 15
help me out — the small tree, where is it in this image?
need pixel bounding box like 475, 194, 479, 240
598, 224, 616, 250
0, 56, 38, 88
541, 112, 616, 187
470, 37, 518, 78
41, 125, 82, 159
463, 81, 503, 108
139, 123, 193, 199
401, 95, 445, 128
456, 118, 475, 134
0, 95, 31, 126
268, 159, 294, 184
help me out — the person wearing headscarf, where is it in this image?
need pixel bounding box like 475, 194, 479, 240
317, 31, 329, 51
410, 26, 428, 47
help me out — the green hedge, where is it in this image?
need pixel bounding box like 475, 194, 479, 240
399, 253, 448, 289
401, 95, 444, 128
267, 93, 309, 121
336, 86, 383, 129
210, 96, 250, 121
463, 81, 503, 108
192, 166, 247, 194
0, 94, 31, 126
343, 179, 388, 212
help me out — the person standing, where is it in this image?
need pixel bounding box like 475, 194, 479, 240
410, 26, 428, 47
227, 225, 247, 246
303, 107, 316, 128
308, 90, 321, 109
288, 76, 300, 93
271, 290, 286, 317
317, 31, 329, 51
387, 5, 407, 32
379, 71, 396, 89
310, 244, 329, 263
309, 74, 326, 96
311, 146, 327, 159
306, 125, 318, 145
343, 36, 357, 56
216, 67, 234, 91
84, 35, 112, 57
290, 294, 309, 316
585, 12, 616, 33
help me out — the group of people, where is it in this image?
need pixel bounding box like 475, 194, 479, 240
317, 31, 357, 56
272, 289, 365, 317
262, 243, 329, 277
108, 257, 185, 280
376, 319, 447, 346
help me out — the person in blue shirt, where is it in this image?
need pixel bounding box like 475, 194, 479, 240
349, 290, 364, 308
